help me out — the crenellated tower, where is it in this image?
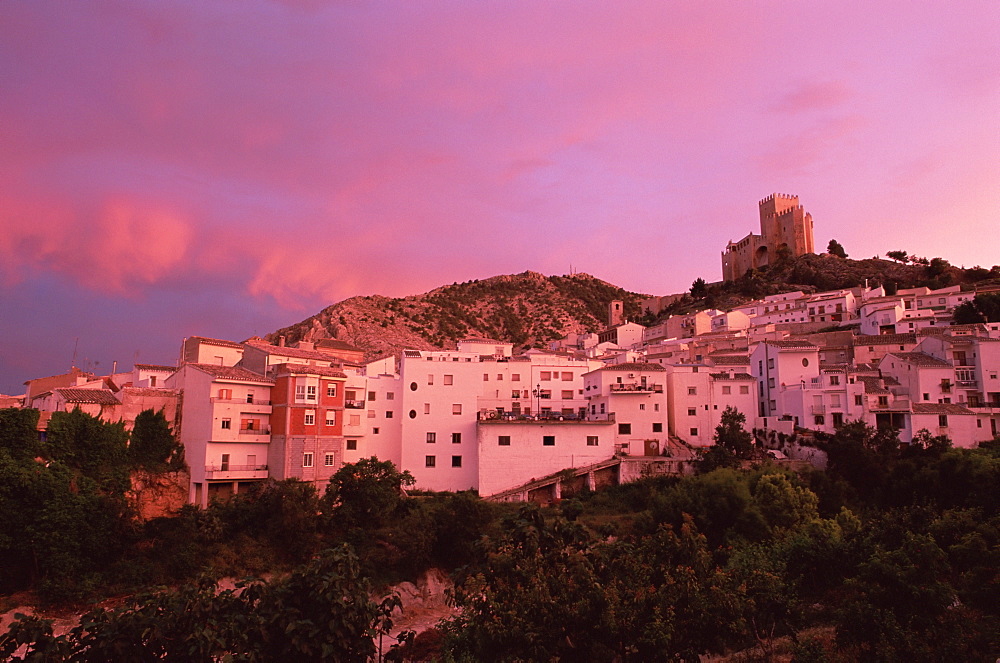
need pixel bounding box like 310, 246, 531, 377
721, 193, 815, 281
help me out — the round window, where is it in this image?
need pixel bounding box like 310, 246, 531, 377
408, 410, 417, 419
802, 358, 809, 367
410, 382, 418, 391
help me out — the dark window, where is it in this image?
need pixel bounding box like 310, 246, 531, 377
452, 432, 461, 444
425, 456, 436, 467
586, 436, 598, 446
346, 439, 357, 450
451, 455, 462, 467
618, 423, 631, 435
653, 423, 663, 433
543, 435, 555, 446
498, 435, 510, 446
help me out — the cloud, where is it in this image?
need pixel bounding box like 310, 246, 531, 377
772, 81, 853, 114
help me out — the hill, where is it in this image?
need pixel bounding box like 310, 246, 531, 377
265, 271, 647, 358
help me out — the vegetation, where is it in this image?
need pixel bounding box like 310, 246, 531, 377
3, 411, 1000, 660
827, 239, 848, 259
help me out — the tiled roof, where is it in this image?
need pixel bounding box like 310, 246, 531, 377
276, 363, 348, 379
709, 355, 750, 365
891, 352, 952, 367
119, 387, 179, 397
857, 376, 890, 394
597, 362, 666, 372
134, 363, 177, 372
912, 403, 975, 415
402, 350, 423, 358
189, 364, 274, 383
709, 372, 756, 381
315, 338, 365, 352
766, 340, 817, 349
460, 337, 505, 344
854, 333, 917, 346
189, 336, 245, 349
55, 388, 120, 405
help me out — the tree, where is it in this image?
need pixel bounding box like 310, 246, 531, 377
885, 250, 909, 263
827, 239, 848, 259
128, 409, 185, 471
953, 292, 1000, 324
701, 406, 755, 471
690, 277, 708, 299
323, 457, 415, 530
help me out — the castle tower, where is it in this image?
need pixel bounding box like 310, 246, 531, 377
721, 193, 816, 281
608, 300, 624, 327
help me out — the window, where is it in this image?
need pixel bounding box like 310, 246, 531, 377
409, 410, 417, 419
306, 385, 317, 401
618, 423, 631, 434
325, 411, 336, 426
587, 436, 598, 446
372, 427, 379, 434
690, 428, 698, 436
304, 411, 315, 426
368, 391, 376, 401
688, 387, 697, 395
425, 456, 436, 467
832, 412, 844, 427
653, 423, 663, 433
385, 411, 393, 418
512, 390, 521, 398
767, 358, 775, 369
427, 375, 434, 385
830, 375, 840, 385
349, 414, 361, 426
722, 386, 731, 395
497, 374, 503, 380
562, 372, 573, 381
540, 371, 551, 381
654, 403, 660, 411
451, 455, 462, 467
410, 382, 418, 391
814, 415, 825, 425
688, 408, 696, 416
639, 403, 646, 411
218, 388, 232, 400
221, 454, 230, 470
326, 383, 337, 397
855, 395, 864, 406
385, 392, 394, 400
424, 403, 431, 414
768, 378, 775, 389
484, 374, 489, 381
303, 453, 313, 467
562, 390, 574, 399
498, 435, 511, 446
923, 393, 930, 401
444, 375, 454, 385
346, 439, 357, 450
295, 385, 306, 401
512, 373, 521, 381
543, 435, 555, 446
938, 414, 948, 427
740, 385, 749, 394
221, 418, 231, 429
452, 404, 462, 415
246, 391, 255, 403
324, 453, 335, 466
426, 432, 436, 443
452, 432, 462, 444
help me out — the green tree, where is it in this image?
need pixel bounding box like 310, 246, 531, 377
128, 408, 185, 471
953, 292, 1000, 324
323, 457, 415, 530
700, 406, 754, 471
690, 277, 708, 299
827, 239, 848, 259
885, 250, 909, 263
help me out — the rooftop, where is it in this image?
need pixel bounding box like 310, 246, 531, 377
189, 364, 274, 383
55, 388, 120, 405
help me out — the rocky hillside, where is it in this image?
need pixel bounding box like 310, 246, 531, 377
266, 272, 647, 359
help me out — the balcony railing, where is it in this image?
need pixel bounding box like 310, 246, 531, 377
810, 404, 826, 414
956, 379, 978, 389
238, 427, 271, 436
211, 397, 272, 406
870, 399, 911, 411
478, 411, 615, 423
344, 400, 365, 409
204, 464, 269, 480
609, 383, 664, 393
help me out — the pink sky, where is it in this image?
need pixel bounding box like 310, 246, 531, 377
1, 1, 998, 393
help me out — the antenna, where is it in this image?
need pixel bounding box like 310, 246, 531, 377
72, 337, 79, 369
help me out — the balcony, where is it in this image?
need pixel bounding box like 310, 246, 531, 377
870, 399, 911, 411
478, 411, 615, 423
810, 404, 826, 414
344, 400, 366, 409
609, 383, 664, 393
212, 397, 272, 413
956, 379, 978, 389
238, 427, 271, 438
204, 464, 269, 480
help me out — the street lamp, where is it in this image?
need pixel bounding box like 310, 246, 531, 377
532, 383, 541, 418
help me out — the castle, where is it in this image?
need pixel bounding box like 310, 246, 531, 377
721, 193, 815, 281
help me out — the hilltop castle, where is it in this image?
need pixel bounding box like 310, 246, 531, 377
721, 193, 815, 281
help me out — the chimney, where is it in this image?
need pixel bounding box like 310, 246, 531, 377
278, 336, 286, 347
